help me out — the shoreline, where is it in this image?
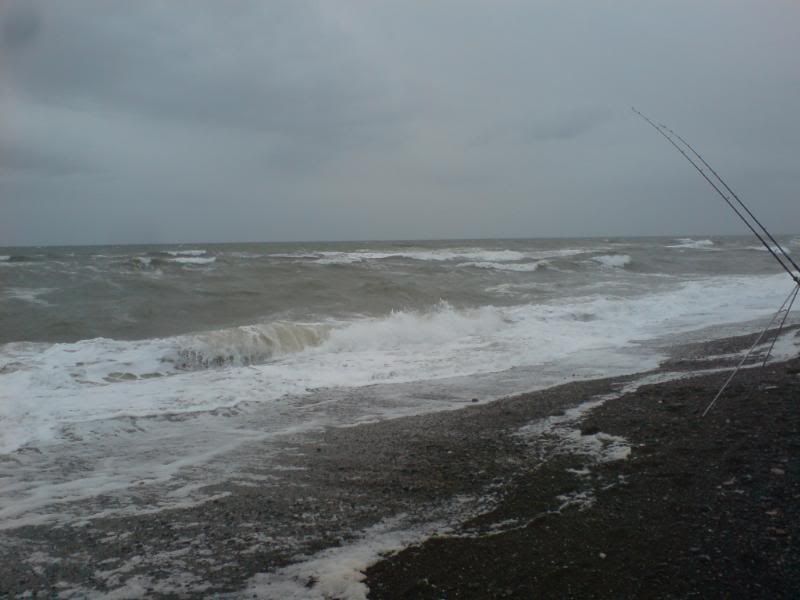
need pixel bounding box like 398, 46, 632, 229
2, 329, 799, 597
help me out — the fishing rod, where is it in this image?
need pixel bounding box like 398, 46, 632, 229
761, 284, 800, 368
632, 108, 800, 285
701, 282, 799, 416
634, 109, 800, 415
663, 125, 800, 277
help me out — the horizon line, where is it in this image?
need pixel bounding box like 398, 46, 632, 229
3, 232, 798, 249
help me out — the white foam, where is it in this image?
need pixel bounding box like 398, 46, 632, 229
1, 274, 797, 531
458, 261, 545, 272
240, 511, 466, 600
666, 238, 716, 249
168, 256, 216, 265
227, 251, 265, 259
243, 519, 416, 599
745, 244, 791, 254
486, 281, 557, 295
276, 247, 591, 265
0, 319, 331, 384
516, 393, 631, 465
0, 255, 9, 261
268, 252, 322, 259
1, 273, 795, 457
2, 287, 54, 305
591, 254, 631, 268
165, 250, 206, 257
333, 248, 531, 263
764, 329, 800, 363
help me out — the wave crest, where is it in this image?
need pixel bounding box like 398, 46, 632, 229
591, 254, 631, 268
168, 256, 216, 265
745, 244, 791, 254
165, 250, 206, 257
322, 301, 507, 354
166, 322, 332, 370
666, 238, 715, 249
457, 261, 545, 272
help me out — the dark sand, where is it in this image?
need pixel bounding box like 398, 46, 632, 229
366, 334, 800, 599
2, 329, 799, 598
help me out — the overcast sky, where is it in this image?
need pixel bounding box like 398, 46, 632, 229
1, 1, 798, 245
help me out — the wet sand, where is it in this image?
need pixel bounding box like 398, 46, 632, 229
2, 330, 799, 598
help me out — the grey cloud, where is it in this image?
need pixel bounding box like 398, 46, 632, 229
471, 106, 616, 148
1, 1, 799, 246
0, 140, 90, 176
2, 2, 388, 141
1, 0, 41, 52
521, 107, 615, 142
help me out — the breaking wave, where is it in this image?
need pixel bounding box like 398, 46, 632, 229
270, 247, 591, 265
745, 244, 792, 254
457, 261, 546, 272
0, 255, 43, 263
168, 256, 216, 265
166, 322, 331, 370
0, 321, 334, 389
591, 254, 632, 268
164, 250, 207, 257
126, 255, 216, 268
321, 302, 507, 354
131, 256, 157, 267
666, 238, 715, 250
1, 272, 795, 454
1, 288, 54, 306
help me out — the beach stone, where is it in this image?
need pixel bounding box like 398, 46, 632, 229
580, 424, 600, 436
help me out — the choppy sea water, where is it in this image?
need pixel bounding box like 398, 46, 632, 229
1, 236, 799, 530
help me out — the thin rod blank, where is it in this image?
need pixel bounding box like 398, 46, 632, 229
666, 127, 800, 275
760, 284, 799, 368
632, 108, 800, 284
702, 284, 799, 416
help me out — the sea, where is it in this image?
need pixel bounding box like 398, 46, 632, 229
1, 235, 799, 533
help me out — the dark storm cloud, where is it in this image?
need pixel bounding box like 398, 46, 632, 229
1, 2, 384, 139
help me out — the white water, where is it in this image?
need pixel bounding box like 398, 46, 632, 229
666, 238, 716, 250
272, 246, 590, 265
165, 250, 207, 257
591, 254, 632, 268
1, 270, 798, 530
2, 287, 54, 305
0, 272, 793, 455
458, 260, 546, 272
168, 256, 216, 265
